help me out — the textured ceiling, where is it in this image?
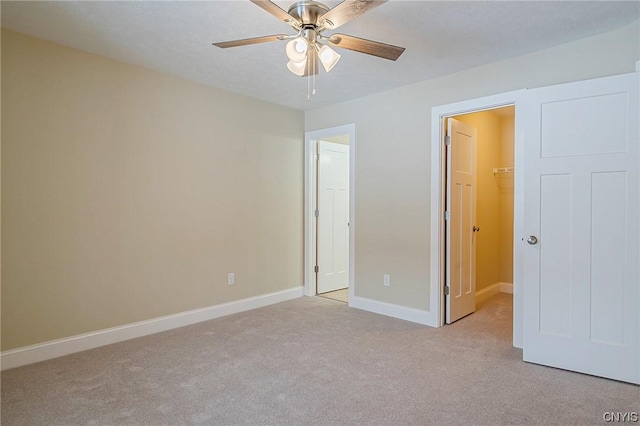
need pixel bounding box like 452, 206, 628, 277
2, 1, 638, 111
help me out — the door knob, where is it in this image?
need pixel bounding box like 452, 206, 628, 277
527, 235, 538, 245
472, 226, 480, 232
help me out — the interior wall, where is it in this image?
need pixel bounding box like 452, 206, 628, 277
321, 134, 349, 145
305, 21, 639, 312
1, 30, 305, 350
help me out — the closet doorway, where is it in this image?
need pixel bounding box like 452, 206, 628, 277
444, 107, 515, 325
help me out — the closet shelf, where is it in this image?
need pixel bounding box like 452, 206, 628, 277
493, 167, 514, 175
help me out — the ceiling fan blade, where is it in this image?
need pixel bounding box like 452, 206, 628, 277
212, 34, 288, 48
317, 0, 387, 30
250, 0, 301, 28
327, 33, 405, 61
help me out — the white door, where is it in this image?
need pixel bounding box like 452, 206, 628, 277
523, 73, 639, 384
446, 118, 478, 323
317, 141, 349, 294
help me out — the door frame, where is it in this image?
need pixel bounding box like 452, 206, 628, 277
304, 124, 356, 300
429, 90, 525, 347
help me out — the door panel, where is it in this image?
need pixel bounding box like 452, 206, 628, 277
540, 92, 628, 157
446, 118, 477, 323
539, 174, 572, 337
317, 141, 349, 294
590, 171, 626, 345
523, 72, 639, 384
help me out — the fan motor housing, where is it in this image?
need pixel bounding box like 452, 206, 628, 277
288, 1, 329, 25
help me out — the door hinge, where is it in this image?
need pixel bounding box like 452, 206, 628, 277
445, 135, 451, 146
314, 209, 319, 218
444, 211, 450, 221
444, 286, 450, 296
314, 265, 319, 273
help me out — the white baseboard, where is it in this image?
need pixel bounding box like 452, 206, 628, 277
349, 295, 438, 327
1, 286, 304, 371
476, 282, 513, 305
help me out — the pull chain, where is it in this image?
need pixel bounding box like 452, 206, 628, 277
307, 54, 317, 101
307, 66, 311, 100
312, 55, 316, 95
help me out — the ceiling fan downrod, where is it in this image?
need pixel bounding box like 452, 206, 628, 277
287, 0, 330, 28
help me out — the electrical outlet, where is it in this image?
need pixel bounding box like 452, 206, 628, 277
227, 273, 235, 286
383, 274, 390, 287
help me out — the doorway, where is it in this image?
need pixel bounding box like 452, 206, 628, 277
444, 107, 515, 325
316, 138, 350, 302
304, 124, 356, 304
429, 89, 525, 347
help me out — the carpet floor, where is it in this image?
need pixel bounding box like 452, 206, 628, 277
1, 294, 638, 425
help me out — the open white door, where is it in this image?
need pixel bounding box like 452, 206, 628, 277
316, 141, 349, 294
523, 73, 639, 384
446, 118, 478, 323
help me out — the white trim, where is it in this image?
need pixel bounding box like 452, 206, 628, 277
429, 89, 525, 349
1, 286, 303, 371
350, 295, 438, 327
304, 124, 356, 300
476, 282, 514, 305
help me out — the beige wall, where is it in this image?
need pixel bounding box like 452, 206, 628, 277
305, 21, 640, 311
322, 134, 350, 145
1, 30, 304, 350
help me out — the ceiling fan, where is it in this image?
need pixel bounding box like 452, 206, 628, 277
212, 0, 405, 77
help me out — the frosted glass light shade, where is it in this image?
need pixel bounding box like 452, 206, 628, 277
318, 45, 341, 72
286, 37, 308, 63
287, 59, 306, 76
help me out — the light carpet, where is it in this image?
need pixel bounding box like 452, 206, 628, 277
1, 294, 638, 425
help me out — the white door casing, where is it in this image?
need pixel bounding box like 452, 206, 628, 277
522, 72, 639, 384
316, 141, 350, 294
446, 118, 478, 323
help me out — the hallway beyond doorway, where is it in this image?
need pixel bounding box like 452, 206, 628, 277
317, 289, 348, 303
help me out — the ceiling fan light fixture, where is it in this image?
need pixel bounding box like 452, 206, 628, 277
287, 59, 307, 76
318, 44, 340, 72
285, 36, 308, 62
